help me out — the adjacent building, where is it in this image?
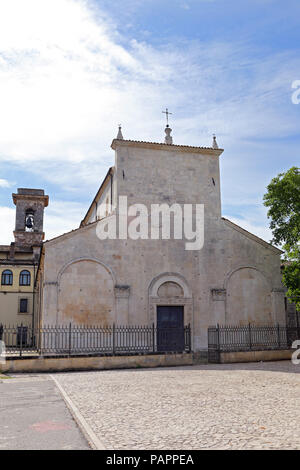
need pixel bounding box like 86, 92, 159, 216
0, 189, 48, 339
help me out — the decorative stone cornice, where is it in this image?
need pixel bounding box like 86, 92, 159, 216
12, 193, 49, 207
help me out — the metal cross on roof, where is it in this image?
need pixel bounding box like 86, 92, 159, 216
162, 108, 172, 127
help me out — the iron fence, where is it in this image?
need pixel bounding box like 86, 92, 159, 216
208, 323, 300, 363
0, 323, 191, 358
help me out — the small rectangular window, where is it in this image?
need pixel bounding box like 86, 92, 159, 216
20, 298, 28, 313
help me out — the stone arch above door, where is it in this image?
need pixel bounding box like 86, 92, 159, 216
158, 281, 184, 298
149, 272, 191, 298
57, 257, 115, 325
148, 273, 193, 326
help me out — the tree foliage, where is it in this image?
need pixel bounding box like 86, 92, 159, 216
264, 167, 300, 308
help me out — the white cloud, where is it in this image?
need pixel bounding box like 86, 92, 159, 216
44, 199, 87, 240
0, 179, 11, 188
0, 0, 298, 242
0, 206, 15, 245
0, 0, 299, 169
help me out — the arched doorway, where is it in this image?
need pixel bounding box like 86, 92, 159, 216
149, 273, 193, 351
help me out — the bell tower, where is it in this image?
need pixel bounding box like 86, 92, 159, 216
12, 188, 49, 248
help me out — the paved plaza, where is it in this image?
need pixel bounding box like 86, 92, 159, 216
0, 375, 89, 450
1, 361, 300, 450
52, 361, 300, 450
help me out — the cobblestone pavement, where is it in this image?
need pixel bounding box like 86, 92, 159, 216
53, 361, 300, 450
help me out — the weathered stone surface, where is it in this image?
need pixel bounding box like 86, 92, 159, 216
40, 139, 285, 350
13, 188, 48, 247
0, 353, 194, 373
57, 259, 115, 325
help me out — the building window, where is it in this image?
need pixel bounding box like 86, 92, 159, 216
1, 269, 13, 286
19, 270, 31, 286
19, 298, 28, 313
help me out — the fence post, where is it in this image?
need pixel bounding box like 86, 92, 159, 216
277, 323, 281, 348
216, 324, 220, 352
215, 324, 221, 363
20, 323, 23, 357
152, 323, 155, 353
38, 326, 42, 356
248, 323, 252, 350
37, 326, 40, 355
112, 323, 115, 355
68, 322, 72, 356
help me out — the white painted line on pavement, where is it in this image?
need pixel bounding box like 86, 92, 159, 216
50, 374, 106, 450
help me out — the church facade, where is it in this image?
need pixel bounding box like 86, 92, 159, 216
37, 128, 286, 351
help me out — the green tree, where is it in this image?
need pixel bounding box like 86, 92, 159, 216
264, 166, 300, 308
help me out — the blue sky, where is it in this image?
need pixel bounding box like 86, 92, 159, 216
0, 0, 299, 244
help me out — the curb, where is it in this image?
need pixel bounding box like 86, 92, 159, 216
50, 374, 106, 450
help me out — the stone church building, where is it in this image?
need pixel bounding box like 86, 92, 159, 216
36, 126, 285, 351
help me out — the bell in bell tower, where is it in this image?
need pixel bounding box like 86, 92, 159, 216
12, 188, 49, 247
25, 210, 35, 232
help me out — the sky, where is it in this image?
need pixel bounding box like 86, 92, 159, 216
0, 0, 299, 245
